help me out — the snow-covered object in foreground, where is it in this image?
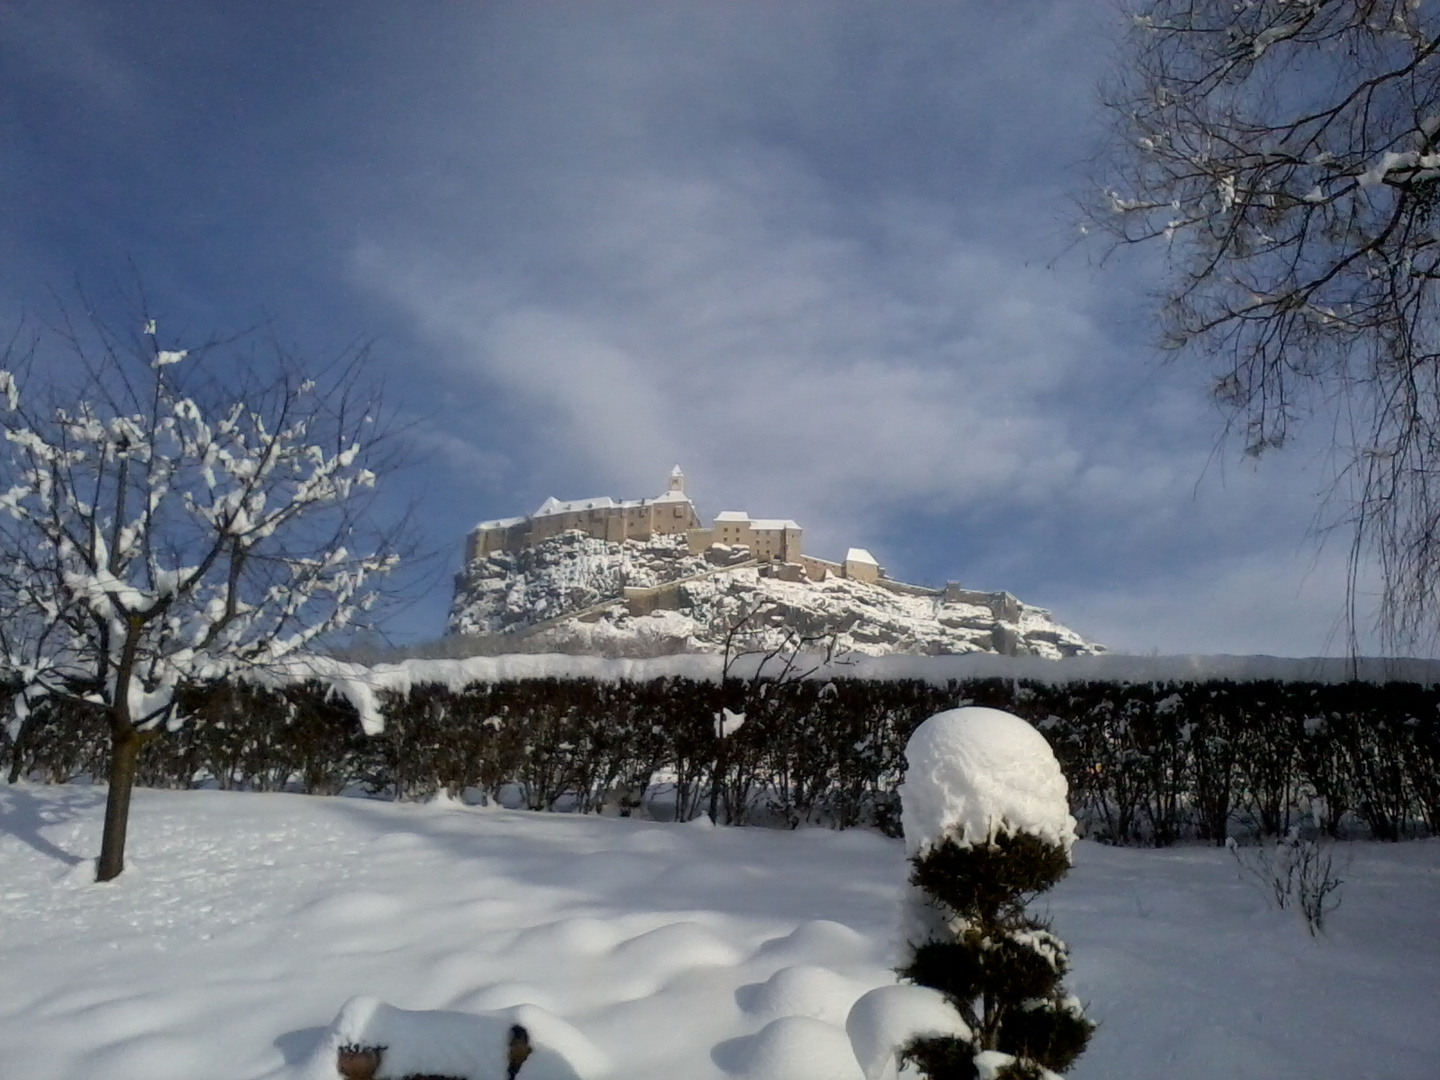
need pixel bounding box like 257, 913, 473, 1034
899, 707, 1075, 858
846, 985, 972, 1080
301, 996, 606, 1080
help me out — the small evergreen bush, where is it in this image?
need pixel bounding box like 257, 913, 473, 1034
899, 831, 1093, 1078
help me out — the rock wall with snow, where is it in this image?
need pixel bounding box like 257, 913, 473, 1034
448, 531, 1102, 660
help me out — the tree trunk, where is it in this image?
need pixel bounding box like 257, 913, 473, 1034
6, 714, 31, 784
708, 735, 724, 824
96, 724, 142, 883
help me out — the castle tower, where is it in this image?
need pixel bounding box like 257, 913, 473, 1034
668, 464, 685, 493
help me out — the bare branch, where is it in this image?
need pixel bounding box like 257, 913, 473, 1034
1092, 0, 1440, 648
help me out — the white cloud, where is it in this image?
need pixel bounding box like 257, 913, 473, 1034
346, 1, 1392, 654
360, 170, 1106, 555
406, 427, 512, 493
1054, 541, 1381, 658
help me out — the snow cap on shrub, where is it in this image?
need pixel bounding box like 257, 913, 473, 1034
900, 707, 1075, 857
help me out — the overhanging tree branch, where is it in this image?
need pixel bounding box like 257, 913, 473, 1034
1092, 0, 1440, 648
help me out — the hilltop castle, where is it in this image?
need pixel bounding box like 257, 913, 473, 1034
464, 467, 886, 584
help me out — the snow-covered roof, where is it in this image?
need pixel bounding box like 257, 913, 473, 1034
715, 510, 750, 522
486, 487, 693, 527
473, 515, 526, 532
752, 519, 801, 531
534, 495, 618, 517
670, 464, 684, 477
845, 548, 878, 565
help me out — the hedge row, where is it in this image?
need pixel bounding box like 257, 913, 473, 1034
3, 675, 1438, 843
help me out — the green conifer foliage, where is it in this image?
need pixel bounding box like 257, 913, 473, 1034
898, 832, 1094, 1079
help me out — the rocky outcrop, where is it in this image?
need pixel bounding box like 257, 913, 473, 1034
449, 531, 1102, 660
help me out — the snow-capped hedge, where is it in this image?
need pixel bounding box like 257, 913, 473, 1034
5, 663, 1438, 842
263, 651, 1440, 737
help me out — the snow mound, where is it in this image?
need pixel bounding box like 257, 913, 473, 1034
756, 919, 873, 963
610, 920, 744, 974
845, 984, 972, 1080
296, 891, 404, 927
719, 1015, 865, 1080
899, 707, 1075, 857
300, 996, 605, 1080
738, 964, 868, 1025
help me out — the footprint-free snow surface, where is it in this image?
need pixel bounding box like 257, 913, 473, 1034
1, 783, 1437, 1080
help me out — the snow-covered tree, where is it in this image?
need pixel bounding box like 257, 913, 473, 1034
894, 708, 1093, 1080
0, 317, 402, 881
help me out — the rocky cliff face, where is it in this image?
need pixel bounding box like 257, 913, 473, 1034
449, 531, 1103, 660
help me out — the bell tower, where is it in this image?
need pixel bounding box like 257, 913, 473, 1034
668, 464, 685, 493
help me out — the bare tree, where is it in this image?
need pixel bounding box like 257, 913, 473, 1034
0, 311, 405, 881
1093, 1, 1440, 646
708, 593, 847, 824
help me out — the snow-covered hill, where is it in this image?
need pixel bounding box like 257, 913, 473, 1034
448, 532, 1102, 659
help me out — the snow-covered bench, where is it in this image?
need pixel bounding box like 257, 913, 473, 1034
300, 997, 586, 1080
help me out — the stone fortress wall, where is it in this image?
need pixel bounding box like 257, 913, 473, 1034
465, 466, 701, 564
464, 466, 886, 584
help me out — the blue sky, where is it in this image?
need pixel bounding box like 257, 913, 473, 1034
0, 0, 1380, 655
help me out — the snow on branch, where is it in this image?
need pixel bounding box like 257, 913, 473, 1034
0, 349, 402, 740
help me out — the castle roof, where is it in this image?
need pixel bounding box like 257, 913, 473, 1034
534, 495, 621, 517
845, 547, 879, 565
712, 510, 800, 530
471, 476, 697, 534
473, 514, 526, 531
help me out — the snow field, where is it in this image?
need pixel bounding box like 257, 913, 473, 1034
0, 783, 1437, 1080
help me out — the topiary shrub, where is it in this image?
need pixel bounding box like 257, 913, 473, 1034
894, 707, 1094, 1080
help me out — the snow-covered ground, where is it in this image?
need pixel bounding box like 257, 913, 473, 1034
1, 782, 1436, 1080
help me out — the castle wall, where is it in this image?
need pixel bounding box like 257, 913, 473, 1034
652, 500, 698, 535
843, 558, 880, 584
943, 583, 1023, 623
466, 479, 700, 565
800, 556, 840, 581
465, 470, 879, 593
687, 514, 800, 563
